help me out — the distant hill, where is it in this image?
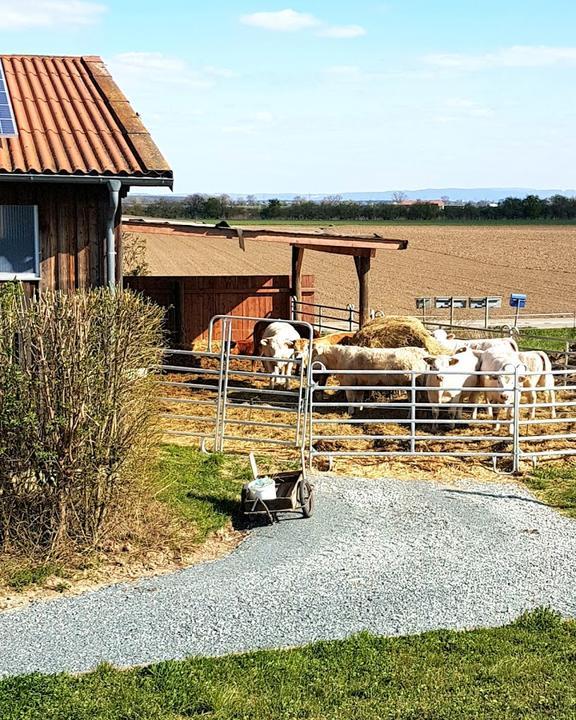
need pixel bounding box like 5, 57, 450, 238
131, 188, 576, 203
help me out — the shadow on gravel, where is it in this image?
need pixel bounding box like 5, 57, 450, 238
442, 488, 549, 506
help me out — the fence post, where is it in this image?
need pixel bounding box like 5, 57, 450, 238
347, 304, 354, 331
512, 365, 521, 473
216, 320, 233, 452
214, 327, 228, 451
318, 305, 323, 334
410, 371, 417, 454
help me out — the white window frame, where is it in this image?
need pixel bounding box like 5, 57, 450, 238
0, 205, 40, 281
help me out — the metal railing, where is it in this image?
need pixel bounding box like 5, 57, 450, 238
159, 311, 575, 472
160, 315, 314, 455
291, 298, 360, 334
307, 365, 576, 472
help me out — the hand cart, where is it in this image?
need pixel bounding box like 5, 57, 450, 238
240, 453, 314, 524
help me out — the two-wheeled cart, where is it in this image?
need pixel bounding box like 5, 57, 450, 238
240, 453, 314, 524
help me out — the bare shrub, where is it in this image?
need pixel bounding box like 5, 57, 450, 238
122, 231, 149, 276
0, 286, 164, 558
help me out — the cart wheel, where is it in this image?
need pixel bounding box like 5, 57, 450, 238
299, 480, 314, 518
240, 487, 248, 515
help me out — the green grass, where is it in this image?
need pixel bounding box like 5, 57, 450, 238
517, 327, 576, 352
525, 462, 576, 519
1, 446, 252, 591
154, 445, 252, 543
1, 609, 575, 719
5, 564, 62, 592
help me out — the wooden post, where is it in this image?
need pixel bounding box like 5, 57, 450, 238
354, 254, 371, 327
291, 245, 304, 320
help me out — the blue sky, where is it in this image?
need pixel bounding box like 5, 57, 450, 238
1, 0, 575, 194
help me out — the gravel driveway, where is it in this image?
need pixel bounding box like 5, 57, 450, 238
1, 474, 576, 677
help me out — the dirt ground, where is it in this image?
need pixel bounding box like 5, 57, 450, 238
141, 223, 576, 317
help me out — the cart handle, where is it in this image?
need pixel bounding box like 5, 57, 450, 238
249, 452, 259, 481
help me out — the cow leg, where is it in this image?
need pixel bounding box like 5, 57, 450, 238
549, 386, 557, 419
492, 405, 501, 433
507, 405, 514, 435
345, 389, 363, 416
529, 388, 537, 420
284, 361, 294, 387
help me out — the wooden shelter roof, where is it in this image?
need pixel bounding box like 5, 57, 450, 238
121, 217, 408, 257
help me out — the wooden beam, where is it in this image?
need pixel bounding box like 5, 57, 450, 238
122, 218, 408, 252
354, 255, 371, 327
298, 244, 375, 258
291, 245, 305, 319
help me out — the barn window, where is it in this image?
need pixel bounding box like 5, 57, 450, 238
0, 205, 39, 279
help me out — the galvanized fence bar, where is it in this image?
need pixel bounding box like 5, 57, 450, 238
307, 365, 576, 470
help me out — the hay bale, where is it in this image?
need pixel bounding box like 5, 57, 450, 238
351, 315, 447, 354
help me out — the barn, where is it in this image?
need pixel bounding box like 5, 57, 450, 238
0, 54, 172, 294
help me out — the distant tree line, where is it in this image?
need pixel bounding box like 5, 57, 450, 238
124, 193, 576, 222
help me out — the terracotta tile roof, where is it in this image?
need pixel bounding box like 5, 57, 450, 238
0, 55, 172, 184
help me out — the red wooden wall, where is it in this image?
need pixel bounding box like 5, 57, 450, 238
124, 274, 315, 347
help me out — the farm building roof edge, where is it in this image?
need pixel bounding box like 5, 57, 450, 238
0, 54, 173, 187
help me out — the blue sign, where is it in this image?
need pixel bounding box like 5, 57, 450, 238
510, 293, 527, 308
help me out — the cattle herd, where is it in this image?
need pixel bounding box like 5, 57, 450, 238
255, 320, 559, 435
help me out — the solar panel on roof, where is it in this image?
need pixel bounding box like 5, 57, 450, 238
0, 61, 17, 138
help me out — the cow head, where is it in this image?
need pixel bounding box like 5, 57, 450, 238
487, 362, 527, 404
259, 336, 296, 360
424, 347, 469, 404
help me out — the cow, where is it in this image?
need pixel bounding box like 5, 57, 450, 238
432, 328, 519, 354
259, 321, 302, 389
479, 348, 529, 433
423, 346, 483, 429
307, 344, 428, 414
517, 350, 557, 420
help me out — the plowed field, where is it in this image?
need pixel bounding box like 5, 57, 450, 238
141, 223, 576, 317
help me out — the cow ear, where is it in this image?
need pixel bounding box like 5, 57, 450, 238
424, 356, 435, 366
286, 340, 296, 349
447, 333, 456, 339
260, 338, 271, 347
448, 357, 459, 366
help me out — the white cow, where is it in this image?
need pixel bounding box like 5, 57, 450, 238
259, 321, 301, 389
517, 350, 557, 419
432, 329, 518, 353
479, 348, 528, 433
309, 344, 428, 414
423, 346, 483, 427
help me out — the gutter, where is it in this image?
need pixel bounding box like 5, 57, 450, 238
107, 180, 121, 290
0, 173, 173, 188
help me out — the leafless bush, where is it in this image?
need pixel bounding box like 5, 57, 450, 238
0, 286, 164, 558
122, 231, 149, 276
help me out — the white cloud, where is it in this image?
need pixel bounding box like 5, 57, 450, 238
240, 8, 365, 38
240, 9, 320, 31
0, 0, 105, 28
318, 24, 366, 39
109, 53, 234, 89
425, 45, 576, 71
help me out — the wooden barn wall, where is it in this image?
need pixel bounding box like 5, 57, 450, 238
124, 274, 315, 347
0, 182, 121, 292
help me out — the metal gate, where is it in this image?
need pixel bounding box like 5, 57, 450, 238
159, 315, 314, 456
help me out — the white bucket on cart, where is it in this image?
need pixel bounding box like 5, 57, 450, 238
247, 476, 276, 501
